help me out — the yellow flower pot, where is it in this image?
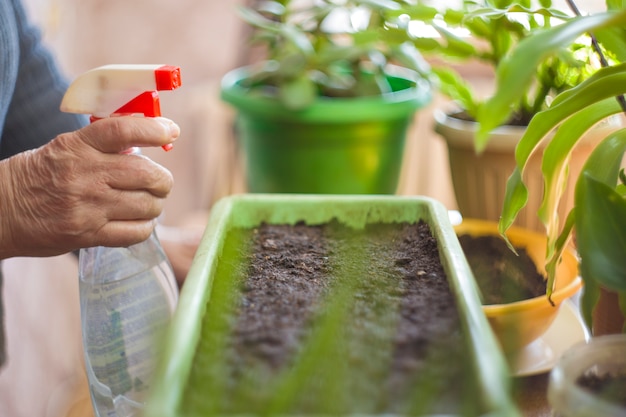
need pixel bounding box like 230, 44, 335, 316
455, 219, 582, 355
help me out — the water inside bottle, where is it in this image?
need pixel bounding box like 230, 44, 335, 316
80, 259, 177, 417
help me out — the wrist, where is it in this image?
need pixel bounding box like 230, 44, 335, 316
0, 157, 17, 260
0, 152, 34, 260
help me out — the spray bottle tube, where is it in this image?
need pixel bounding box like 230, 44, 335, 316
61, 65, 182, 417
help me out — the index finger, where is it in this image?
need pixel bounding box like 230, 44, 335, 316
76, 116, 180, 154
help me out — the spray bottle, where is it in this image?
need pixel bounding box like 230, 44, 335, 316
60, 65, 182, 417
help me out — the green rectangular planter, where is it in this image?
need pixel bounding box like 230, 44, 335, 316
146, 194, 520, 417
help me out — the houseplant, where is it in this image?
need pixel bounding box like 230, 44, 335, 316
220, 0, 432, 194
145, 194, 520, 416
490, 2, 626, 336
395, 0, 602, 230
488, 3, 626, 407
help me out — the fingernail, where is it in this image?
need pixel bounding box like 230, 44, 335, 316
157, 117, 180, 138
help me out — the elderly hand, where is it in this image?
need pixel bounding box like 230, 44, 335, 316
0, 116, 180, 259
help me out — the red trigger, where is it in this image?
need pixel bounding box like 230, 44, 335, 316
111, 91, 173, 151
113, 91, 161, 117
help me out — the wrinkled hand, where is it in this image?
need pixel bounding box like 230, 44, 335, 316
0, 116, 180, 259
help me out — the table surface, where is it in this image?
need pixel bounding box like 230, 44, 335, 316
514, 372, 553, 416
55, 358, 557, 417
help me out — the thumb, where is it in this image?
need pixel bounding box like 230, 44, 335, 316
76, 116, 180, 154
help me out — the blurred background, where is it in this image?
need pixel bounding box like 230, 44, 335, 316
19, 0, 606, 225
0, 1, 606, 416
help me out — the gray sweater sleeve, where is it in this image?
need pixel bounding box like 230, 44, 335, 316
0, 0, 87, 159
0, 0, 88, 368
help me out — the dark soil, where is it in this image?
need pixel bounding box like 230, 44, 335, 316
450, 110, 532, 127
458, 234, 546, 304
577, 372, 626, 407
183, 221, 481, 416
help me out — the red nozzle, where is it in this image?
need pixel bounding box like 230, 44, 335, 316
63, 65, 182, 152
155, 66, 182, 91
113, 66, 182, 151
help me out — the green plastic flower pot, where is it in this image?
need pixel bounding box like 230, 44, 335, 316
221, 66, 432, 194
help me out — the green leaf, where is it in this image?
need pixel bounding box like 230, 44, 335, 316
498, 168, 528, 240
279, 75, 317, 110
468, 5, 571, 21
353, 28, 384, 46
544, 209, 576, 301
577, 176, 626, 291
595, 26, 626, 63
353, 0, 402, 11
580, 277, 600, 331
387, 4, 438, 21
550, 63, 626, 107
391, 42, 432, 78
432, 22, 479, 59
475, 9, 626, 151
575, 130, 626, 292
409, 36, 444, 52
513, 64, 626, 170
606, 0, 626, 10
280, 25, 315, 55
431, 67, 478, 117
238, 6, 279, 31
238, 5, 314, 56
538, 99, 622, 251
255, 1, 286, 17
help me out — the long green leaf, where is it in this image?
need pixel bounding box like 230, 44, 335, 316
577, 176, 626, 290
475, 10, 626, 151
431, 22, 479, 58
549, 63, 626, 107
544, 209, 576, 301
386, 4, 438, 21
580, 276, 601, 331
238, 6, 314, 56
595, 26, 626, 62
575, 130, 626, 292
538, 99, 622, 257
499, 68, 626, 239
468, 5, 571, 21
498, 168, 528, 239
431, 67, 478, 117
237, 6, 280, 31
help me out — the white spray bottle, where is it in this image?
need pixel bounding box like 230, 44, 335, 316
60, 65, 182, 417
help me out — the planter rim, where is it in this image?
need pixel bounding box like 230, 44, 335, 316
434, 109, 527, 152
434, 108, 621, 152
220, 65, 432, 123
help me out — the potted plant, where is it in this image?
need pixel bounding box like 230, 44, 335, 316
395, 0, 605, 230
489, 3, 626, 409
145, 194, 521, 416
489, 1, 626, 336
220, 1, 432, 194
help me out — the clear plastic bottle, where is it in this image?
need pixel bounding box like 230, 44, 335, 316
79, 231, 178, 417
61, 64, 182, 416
